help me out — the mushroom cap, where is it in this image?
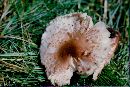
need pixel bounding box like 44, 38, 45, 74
40, 13, 120, 86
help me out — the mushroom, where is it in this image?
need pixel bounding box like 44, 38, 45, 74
40, 13, 120, 86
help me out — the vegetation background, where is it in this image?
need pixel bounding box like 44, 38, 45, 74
0, 0, 129, 86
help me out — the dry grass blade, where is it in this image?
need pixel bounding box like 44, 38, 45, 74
0, 60, 27, 73
103, 0, 107, 23
0, 52, 37, 57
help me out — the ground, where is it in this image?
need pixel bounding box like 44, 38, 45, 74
0, 0, 129, 86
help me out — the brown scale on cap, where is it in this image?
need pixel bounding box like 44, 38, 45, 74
56, 31, 87, 65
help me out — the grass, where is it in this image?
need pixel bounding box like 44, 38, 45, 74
0, 0, 129, 86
